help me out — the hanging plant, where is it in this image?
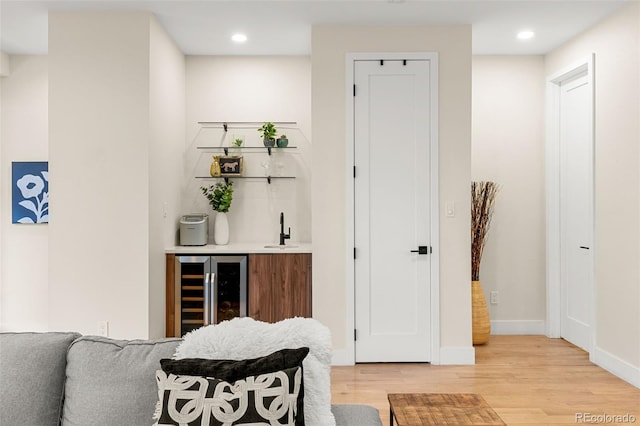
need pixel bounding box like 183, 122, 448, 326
471, 181, 500, 281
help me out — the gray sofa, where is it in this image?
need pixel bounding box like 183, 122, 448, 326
0, 332, 382, 426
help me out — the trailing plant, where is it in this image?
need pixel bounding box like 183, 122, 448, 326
201, 181, 233, 213
471, 181, 500, 281
258, 122, 277, 140
233, 138, 243, 147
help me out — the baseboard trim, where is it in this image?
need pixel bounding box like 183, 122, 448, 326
591, 345, 640, 389
332, 348, 354, 366
332, 346, 476, 365
491, 320, 545, 335
438, 346, 475, 365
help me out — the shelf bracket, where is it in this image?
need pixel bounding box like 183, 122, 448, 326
224, 177, 230, 184
267, 147, 272, 156
223, 147, 229, 156
223, 123, 228, 132
267, 176, 272, 184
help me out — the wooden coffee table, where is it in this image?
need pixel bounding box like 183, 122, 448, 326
388, 393, 506, 426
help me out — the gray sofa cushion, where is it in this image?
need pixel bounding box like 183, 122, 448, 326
332, 404, 382, 426
0, 331, 81, 426
62, 336, 181, 426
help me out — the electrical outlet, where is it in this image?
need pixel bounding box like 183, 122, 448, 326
490, 291, 499, 305
98, 320, 109, 337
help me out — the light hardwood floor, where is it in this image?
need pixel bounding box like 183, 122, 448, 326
331, 336, 640, 425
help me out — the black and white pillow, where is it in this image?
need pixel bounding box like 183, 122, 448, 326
160, 347, 309, 384
155, 347, 309, 426
154, 366, 302, 426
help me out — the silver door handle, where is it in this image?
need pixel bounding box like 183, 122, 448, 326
204, 273, 211, 325
210, 273, 216, 325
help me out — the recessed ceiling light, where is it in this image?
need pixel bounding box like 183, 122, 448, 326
517, 30, 535, 40
231, 33, 247, 43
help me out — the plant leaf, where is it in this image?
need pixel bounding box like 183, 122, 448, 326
17, 217, 35, 224
18, 200, 38, 214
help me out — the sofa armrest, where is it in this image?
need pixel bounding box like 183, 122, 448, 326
0, 332, 81, 426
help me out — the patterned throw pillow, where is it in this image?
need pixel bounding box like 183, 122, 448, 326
154, 367, 302, 426
160, 347, 309, 383
159, 347, 308, 426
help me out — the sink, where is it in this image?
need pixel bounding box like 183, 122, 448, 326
264, 244, 299, 249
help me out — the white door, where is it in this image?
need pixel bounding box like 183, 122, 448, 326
354, 59, 431, 362
559, 72, 594, 352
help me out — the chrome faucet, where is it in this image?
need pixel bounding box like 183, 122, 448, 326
279, 212, 291, 246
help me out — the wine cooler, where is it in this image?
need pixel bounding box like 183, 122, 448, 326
174, 255, 247, 337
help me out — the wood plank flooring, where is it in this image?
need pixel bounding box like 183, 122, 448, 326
331, 336, 640, 425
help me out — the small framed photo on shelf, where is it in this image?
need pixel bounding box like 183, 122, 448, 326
218, 156, 243, 176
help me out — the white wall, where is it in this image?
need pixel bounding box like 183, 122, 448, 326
0, 55, 49, 331
545, 2, 640, 382
311, 25, 473, 362
48, 11, 183, 339
148, 17, 186, 338
184, 56, 311, 245
472, 56, 546, 334
0, 51, 9, 76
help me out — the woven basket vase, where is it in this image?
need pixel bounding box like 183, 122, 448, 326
472, 280, 491, 345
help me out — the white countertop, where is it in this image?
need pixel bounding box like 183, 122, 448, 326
166, 242, 312, 254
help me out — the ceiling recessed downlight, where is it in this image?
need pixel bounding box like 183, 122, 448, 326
231, 33, 247, 43
517, 30, 535, 40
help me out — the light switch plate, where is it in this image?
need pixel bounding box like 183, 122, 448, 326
445, 202, 455, 217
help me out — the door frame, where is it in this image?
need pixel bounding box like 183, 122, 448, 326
344, 52, 440, 365
545, 54, 595, 354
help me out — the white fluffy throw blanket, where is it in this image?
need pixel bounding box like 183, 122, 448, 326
174, 317, 336, 426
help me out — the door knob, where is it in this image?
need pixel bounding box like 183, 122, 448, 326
410, 246, 430, 255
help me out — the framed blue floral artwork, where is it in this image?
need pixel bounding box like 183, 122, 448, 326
12, 161, 49, 224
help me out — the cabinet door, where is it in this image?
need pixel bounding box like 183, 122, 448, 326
273, 253, 312, 320
248, 254, 275, 322
248, 253, 312, 323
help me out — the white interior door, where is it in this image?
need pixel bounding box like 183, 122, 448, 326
354, 59, 431, 362
559, 72, 594, 352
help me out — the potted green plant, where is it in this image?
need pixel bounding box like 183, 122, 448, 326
258, 122, 277, 147
230, 136, 244, 155
276, 134, 289, 148
201, 181, 233, 245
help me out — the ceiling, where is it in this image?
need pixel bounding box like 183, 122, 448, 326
0, 0, 630, 56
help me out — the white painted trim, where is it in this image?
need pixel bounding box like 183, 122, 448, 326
439, 346, 475, 365
490, 320, 545, 335
591, 346, 640, 389
331, 348, 354, 366
545, 55, 595, 352
429, 54, 441, 365
345, 52, 440, 364
344, 55, 356, 366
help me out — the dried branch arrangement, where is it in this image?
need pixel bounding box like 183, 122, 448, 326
471, 181, 500, 281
